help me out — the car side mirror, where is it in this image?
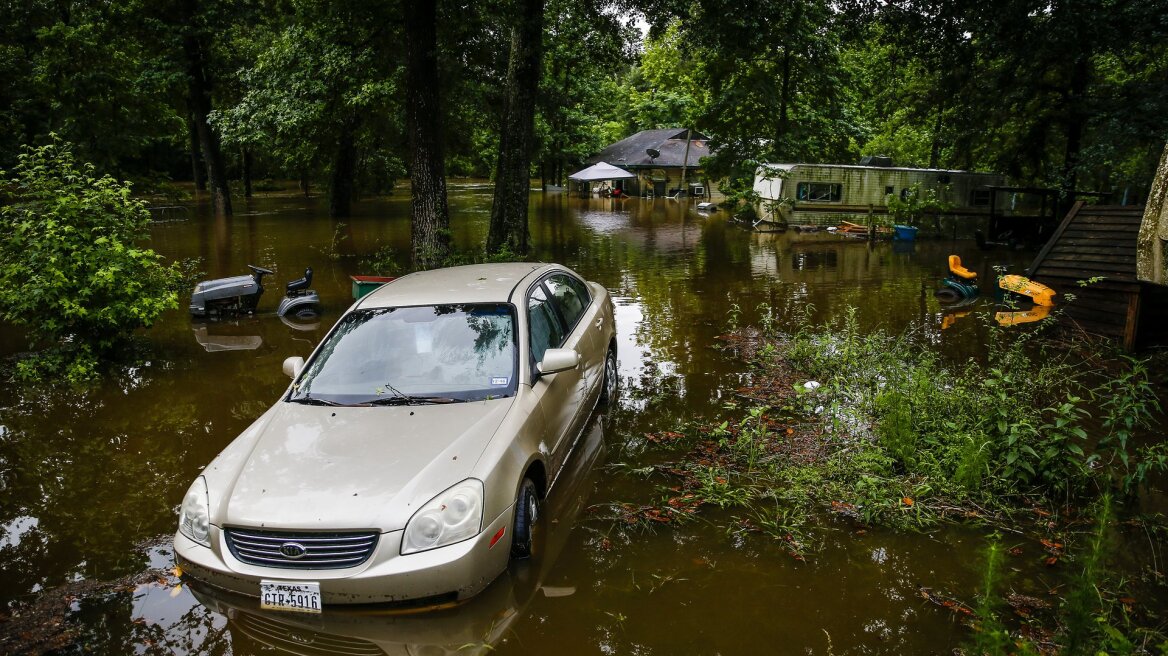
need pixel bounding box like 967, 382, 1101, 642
282, 356, 304, 379
537, 348, 580, 376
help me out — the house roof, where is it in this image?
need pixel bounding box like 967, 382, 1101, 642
587, 129, 710, 168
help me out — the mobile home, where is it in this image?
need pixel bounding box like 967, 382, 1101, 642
752, 160, 1007, 230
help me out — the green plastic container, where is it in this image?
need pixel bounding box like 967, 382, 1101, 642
351, 275, 396, 299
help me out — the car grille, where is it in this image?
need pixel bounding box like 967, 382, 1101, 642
233, 611, 386, 656
224, 528, 379, 570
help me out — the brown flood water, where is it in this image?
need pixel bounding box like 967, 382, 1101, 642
0, 184, 1149, 654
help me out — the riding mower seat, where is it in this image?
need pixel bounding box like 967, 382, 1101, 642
286, 268, 313, 296
936, 254, 980, 304
948, 255, 977, 281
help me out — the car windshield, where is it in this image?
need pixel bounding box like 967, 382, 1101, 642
289, 304, 517, 404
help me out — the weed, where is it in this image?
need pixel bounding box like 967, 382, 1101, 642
968, 537, 1013, 655
725, 303, 742, 332
694, 467, 752, 508
360, 245, 402, 276
1096, 357, 1163, 494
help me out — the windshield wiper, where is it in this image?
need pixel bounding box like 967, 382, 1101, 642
363, 395, 467, 406
288, 395, 345, 406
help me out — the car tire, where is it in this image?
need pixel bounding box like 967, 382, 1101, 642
511, 478, 540, 559
598, 346, 618, 409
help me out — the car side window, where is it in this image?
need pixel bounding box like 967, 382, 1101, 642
544, 274, 589, 331
528, 285, 564, 363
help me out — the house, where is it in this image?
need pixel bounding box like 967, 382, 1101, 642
752, 159, 1009, 233
585, 129, 711, 197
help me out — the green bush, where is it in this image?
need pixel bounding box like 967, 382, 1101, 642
0, 138, 180, 378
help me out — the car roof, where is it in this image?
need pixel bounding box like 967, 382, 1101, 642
357, 262, 553, 308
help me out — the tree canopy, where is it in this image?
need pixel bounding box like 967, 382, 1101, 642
1, 0, 1165, 211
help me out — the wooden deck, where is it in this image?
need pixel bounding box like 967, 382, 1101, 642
1027, 202, 1168, 349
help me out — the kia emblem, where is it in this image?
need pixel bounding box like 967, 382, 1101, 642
279, 542, 307, 559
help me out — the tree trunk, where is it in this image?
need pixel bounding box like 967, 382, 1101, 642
182, 0, 231, 217
188, 116, 206, 191
779, 45, 791, 138
487, 0, 545, 256
929, 107, 944, 169
1061, 53, 1090, 200
241, 146, 253, 198
404, 0, 451, 269
329, 117, 359, 218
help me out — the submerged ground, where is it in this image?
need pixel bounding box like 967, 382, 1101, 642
0, 184, 1162, 654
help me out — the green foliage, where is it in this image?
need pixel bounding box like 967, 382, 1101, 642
360, 245, 404, 277
1094, 357, 1163, 493
968, 537, 1014, 655
0, 138, 180, 379
700, 308, 1160, 535
883, 183, 953, 227
875, 390, 916, 467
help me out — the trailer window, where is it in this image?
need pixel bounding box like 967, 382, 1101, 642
796, 182, 842, 202
970, 189, 993, 207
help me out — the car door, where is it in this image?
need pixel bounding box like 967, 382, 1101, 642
526, 278, 593, 476
543, 273, 603, 420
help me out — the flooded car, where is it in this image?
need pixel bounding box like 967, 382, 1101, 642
185, 416, 608, 656
174, 263, 617, 611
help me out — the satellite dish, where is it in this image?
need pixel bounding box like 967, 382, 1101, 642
646, 148, 660, 159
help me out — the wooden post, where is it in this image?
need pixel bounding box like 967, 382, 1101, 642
680, 128, 692, 197
868, 204, 875, 241
1124, 292, 1141, 351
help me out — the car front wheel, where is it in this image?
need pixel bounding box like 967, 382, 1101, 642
511, 478, 540, 559
598, 346, 618, 409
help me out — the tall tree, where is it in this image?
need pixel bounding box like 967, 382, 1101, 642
210, 1, 404, 218
180, 0, 232, 217
488, 0, 546, 255
404, 0, 451, 268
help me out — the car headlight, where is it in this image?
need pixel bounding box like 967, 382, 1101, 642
179, 476, 211, 547
401, 479, 484, 555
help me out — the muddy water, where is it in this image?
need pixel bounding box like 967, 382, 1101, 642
0, 184, 1092, 654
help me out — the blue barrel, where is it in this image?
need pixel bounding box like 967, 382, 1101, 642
893, 225, 919, 241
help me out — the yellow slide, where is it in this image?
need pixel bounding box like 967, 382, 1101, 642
998, 274, 1055, 306
995, 304, 1052, 327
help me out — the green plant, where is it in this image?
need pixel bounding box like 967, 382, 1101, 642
1095, 357, 1162, 493
725, 303, 742, 332
360, 245, 402, 276
694, 467, 751, 508
875, 390, 916, 468
756, 302, 776, 336
884, 182, 953, 227
317, 222, 349, 260
0, 137, 180, 378
968, 537, 1015, 655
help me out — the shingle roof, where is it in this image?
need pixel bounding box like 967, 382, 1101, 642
587, 129, 710, 168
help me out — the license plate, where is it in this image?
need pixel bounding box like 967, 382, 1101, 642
260, 580, 322, 614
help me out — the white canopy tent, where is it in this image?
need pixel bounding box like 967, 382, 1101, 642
567, 161, 636, 182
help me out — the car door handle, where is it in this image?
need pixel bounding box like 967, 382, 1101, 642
594, 317, 603, 330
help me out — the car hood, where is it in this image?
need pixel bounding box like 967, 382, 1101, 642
212, 399, 514, 532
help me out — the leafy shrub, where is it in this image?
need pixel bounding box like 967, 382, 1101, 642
0, 137, 180, 378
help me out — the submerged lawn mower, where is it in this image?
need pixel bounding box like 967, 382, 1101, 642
935, 255, 979, 303
189, 265, 320, 319
935, 254, 1057, 328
